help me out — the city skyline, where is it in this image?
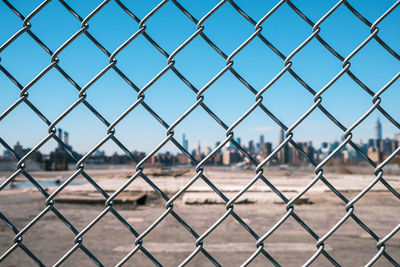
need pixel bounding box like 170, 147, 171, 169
2, 117, 399, 164
0, 116, 398, 156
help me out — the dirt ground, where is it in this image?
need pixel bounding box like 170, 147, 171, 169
0, 168, 399, 266
1, 189, 399, 266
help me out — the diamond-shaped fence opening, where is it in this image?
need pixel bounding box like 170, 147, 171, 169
317, 3, 372, 57
115, 35, 168, 88
0, 0, 399, 266
0, 3, 22, 44
289, 38, 341, 90
56, 34, 111, 86
25, 68, 79, 121
173, 37, 225, 88
141, 1, 198, 54
27, 0, 82, 52
1, 33, 50, 85
350, 40, 400, 90
83, 1, 140, 53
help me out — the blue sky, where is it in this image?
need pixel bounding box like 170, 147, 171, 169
0, 0, 399, 155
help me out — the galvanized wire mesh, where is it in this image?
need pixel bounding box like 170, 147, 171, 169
1, 0, 400, 266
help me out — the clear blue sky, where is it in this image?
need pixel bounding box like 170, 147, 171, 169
1, 0, 399, 155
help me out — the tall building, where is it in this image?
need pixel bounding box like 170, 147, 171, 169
215, 141, 221, 149
279, 127, 285, 144
368, 138, 375, 149
236, 137, 241, 147
64, 131, 69, 145
261, 142, 272, 159
394, 133, 400, 143
50, 128, 74, 170
277, 127, 289, 164
182, 134, 188, 151
248, 140, 255, 155
222, 149, 241, 165
196, 139, 201, 156
13, 141, 28, 157
375, 118, 382, 141
379, 138, 394, 156
256, 134, 264, 153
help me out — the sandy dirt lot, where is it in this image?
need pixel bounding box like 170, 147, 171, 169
0, 168, 399, 266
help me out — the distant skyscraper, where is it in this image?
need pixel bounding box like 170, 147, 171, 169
375, 118, 382, 141
196, 139, 201, 155
278, 127, 289, 164
259, 135, 264, 146
248, 140, 255, 155
236, 137, 241, 146
394, 133, 400, 143
64, 131, 69, 145
58, 128, 62, 139
215, 141, 221, 148
368, 138, 375, 149
182, 134, 188, 151
278, 127, 285, 144
321, 142, 328, 149
261, 142, 272, 158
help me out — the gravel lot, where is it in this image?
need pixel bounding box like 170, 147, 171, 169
0, 169, 399, 266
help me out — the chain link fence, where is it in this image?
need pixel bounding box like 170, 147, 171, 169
1, 0, 400, 266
